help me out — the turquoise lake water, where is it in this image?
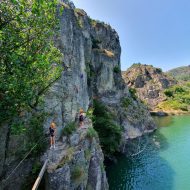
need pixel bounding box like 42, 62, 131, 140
106, 115, 190, 190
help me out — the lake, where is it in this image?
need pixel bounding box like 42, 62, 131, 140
106, 115, 190, 190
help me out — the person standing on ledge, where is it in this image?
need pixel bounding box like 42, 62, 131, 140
49, 121, 56, 149
79, 108, 85, 128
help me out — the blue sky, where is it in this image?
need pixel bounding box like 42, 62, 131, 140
72, 0, 190, 71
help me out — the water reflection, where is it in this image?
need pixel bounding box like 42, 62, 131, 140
153, 116, 174, 128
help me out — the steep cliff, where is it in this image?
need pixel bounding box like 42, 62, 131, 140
122, 63, 177, 110
44, 0, 155, 142
43, 1, 156, 188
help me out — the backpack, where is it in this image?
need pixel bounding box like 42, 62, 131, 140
79, 114, 84, 122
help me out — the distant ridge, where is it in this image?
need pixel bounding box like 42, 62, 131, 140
167, 65, 190, 81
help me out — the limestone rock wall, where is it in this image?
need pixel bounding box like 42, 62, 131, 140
43, 119, 108, 190
43, 1, 156, 189
44, 0, 155, 141
122, 64, 177, 110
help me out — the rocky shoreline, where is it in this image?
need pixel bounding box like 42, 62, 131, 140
150, 110, 190, 116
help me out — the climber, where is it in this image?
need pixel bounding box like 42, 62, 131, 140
74, 85, 79, 93
49, 121, 56, 149
79, 108, 85, 128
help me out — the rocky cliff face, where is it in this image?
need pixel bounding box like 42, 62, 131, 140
0, 1, 156, 189
122, 64, 177, 110
43, 119, 108, 190
43, 1, 156, 189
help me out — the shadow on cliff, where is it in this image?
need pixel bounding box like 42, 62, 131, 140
153, 116, 174, 128
105, 131, 175, 190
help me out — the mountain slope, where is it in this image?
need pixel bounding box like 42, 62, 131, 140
122, 63, 177, 110
167, 65, 190, 81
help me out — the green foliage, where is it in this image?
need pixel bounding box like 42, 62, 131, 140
62, 122, 77, 136
175, 86, 185, 93
122, 97, 132, 107
86, 127, 98, 139
10, 121, 26, 135
89, 18, 110, 28
91, 38, 101, 49
76, 18, 83, 28
100, 162, 105, 172
25, 113, 47, 156
86, 107, 94, 120
167, 66, 190, 81
32, 161, 41, 175
84, 149, 91, 160
186, 82, 190, 88
158, 100, 188, 111
58, 147, 75, 168
164, 89, 173, 97
113, 66, 120, 73
156, 68, 162, 73
71, 166, 85, 181
93, 100, 122, 156
90, 18, 97, 27
12, 112, 47, 158
158, 83, 190, 112
0, 0, 63, 122
129, 88, 137, 100
131, 63, 141, 67
21, 160, 42, 190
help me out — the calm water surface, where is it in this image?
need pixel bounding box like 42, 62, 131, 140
106, 115, 190, 190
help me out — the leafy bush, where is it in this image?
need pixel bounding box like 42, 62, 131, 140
186, 82, 190, 88
71, 166, 85, 181
174, 86, 185, 93
156, 68, 162, 73
122, 97, 132, 108
113, 66, 120, 73
86, 127, 98, 139
181, 94, 190, 104
164, 89, 173, 97
158, 100, 188, 111
132, 63, 141, 67
129, 88, 137, 100
77, 18, 83, 28
159, 84, 190, 112
62, 122, 77, 136
91, 38, 101, 49
25, 113, 47, 157
93, 100, 122, 156
86, 107, 94, 120
10, 121, 26, 135
90, 18, 97, 27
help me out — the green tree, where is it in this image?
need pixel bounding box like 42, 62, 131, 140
0, 0, 63, 122
93, 100, 122, 156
